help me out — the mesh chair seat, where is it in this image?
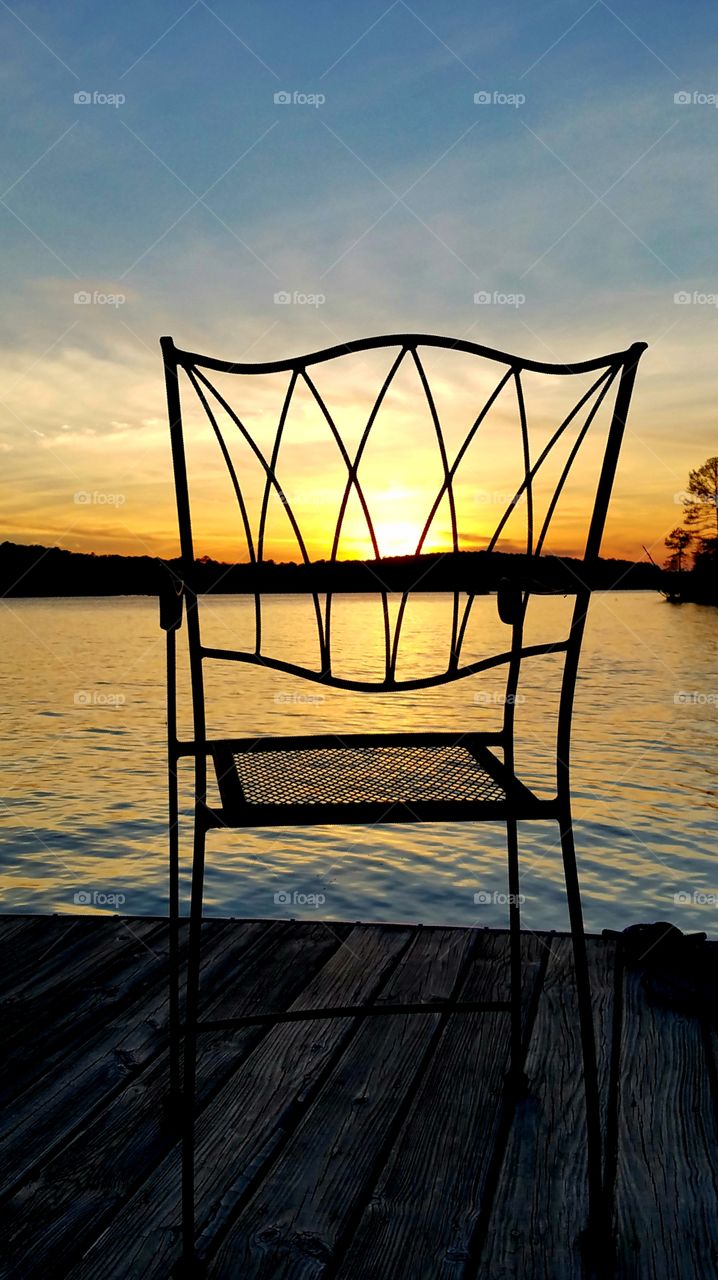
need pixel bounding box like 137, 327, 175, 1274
209, 734, 547, 826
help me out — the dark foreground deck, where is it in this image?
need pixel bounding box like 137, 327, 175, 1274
2, 914, 718, 1279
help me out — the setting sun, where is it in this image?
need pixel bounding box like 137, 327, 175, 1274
373, 517, 422, 558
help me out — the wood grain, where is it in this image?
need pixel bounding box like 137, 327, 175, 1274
68, 922, 412, 1280
334, 930, 545, 1280
207, 925, 477, 1279
2, 920, 345, 1280
2, 916, 718, 1280
613, 961, 718, 1278
476, 934, 617, 1280
0, 919, 242, 1198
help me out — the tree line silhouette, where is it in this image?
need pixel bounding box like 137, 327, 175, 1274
0, 541, 662, 599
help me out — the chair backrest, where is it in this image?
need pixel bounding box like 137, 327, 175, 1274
161, 334, 645, 705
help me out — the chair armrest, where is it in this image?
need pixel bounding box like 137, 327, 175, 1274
159, 574, 184, 631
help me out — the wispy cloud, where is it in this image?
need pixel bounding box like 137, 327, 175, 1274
0, 1, 715, 563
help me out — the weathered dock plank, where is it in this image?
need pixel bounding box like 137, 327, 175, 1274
0, 916, 84, 993
0, 916, 116, 993
0, 915, 716, 1280
1, 916, 167, 1104
68, 922, 413, 1280
0, 918, 236, 1197
1, 919, 346, 1280
333, 931, 546, 1280
475, 934, 617, 1279
207, 925, 477, 1278
613, 959, 718, 1278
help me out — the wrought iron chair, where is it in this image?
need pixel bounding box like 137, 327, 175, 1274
159, 331, 646, 1270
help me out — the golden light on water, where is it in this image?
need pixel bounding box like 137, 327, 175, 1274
1, 592, 716, 932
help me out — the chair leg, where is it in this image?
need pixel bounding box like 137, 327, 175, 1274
167, 756, 181, 1123
505, 819, 527, 1096
558, 811, 605, 1249
180, 813, 207, 1275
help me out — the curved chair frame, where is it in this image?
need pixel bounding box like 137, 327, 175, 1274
159, 332, 646, 1269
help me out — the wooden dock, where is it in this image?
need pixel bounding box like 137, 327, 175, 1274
1, 913, 718, 1279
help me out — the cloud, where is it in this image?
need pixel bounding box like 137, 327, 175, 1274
0, 65, 714, 561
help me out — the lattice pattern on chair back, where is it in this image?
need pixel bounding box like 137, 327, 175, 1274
162, 334, 646, 691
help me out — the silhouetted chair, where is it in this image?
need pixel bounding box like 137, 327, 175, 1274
159, 331, 646, 1270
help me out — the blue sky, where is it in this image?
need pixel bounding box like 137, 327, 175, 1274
1, 0, 717, 559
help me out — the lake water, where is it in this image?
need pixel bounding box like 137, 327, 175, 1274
0, 592, 716, 934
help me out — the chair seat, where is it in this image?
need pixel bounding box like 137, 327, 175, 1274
208, 734, 550, 827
